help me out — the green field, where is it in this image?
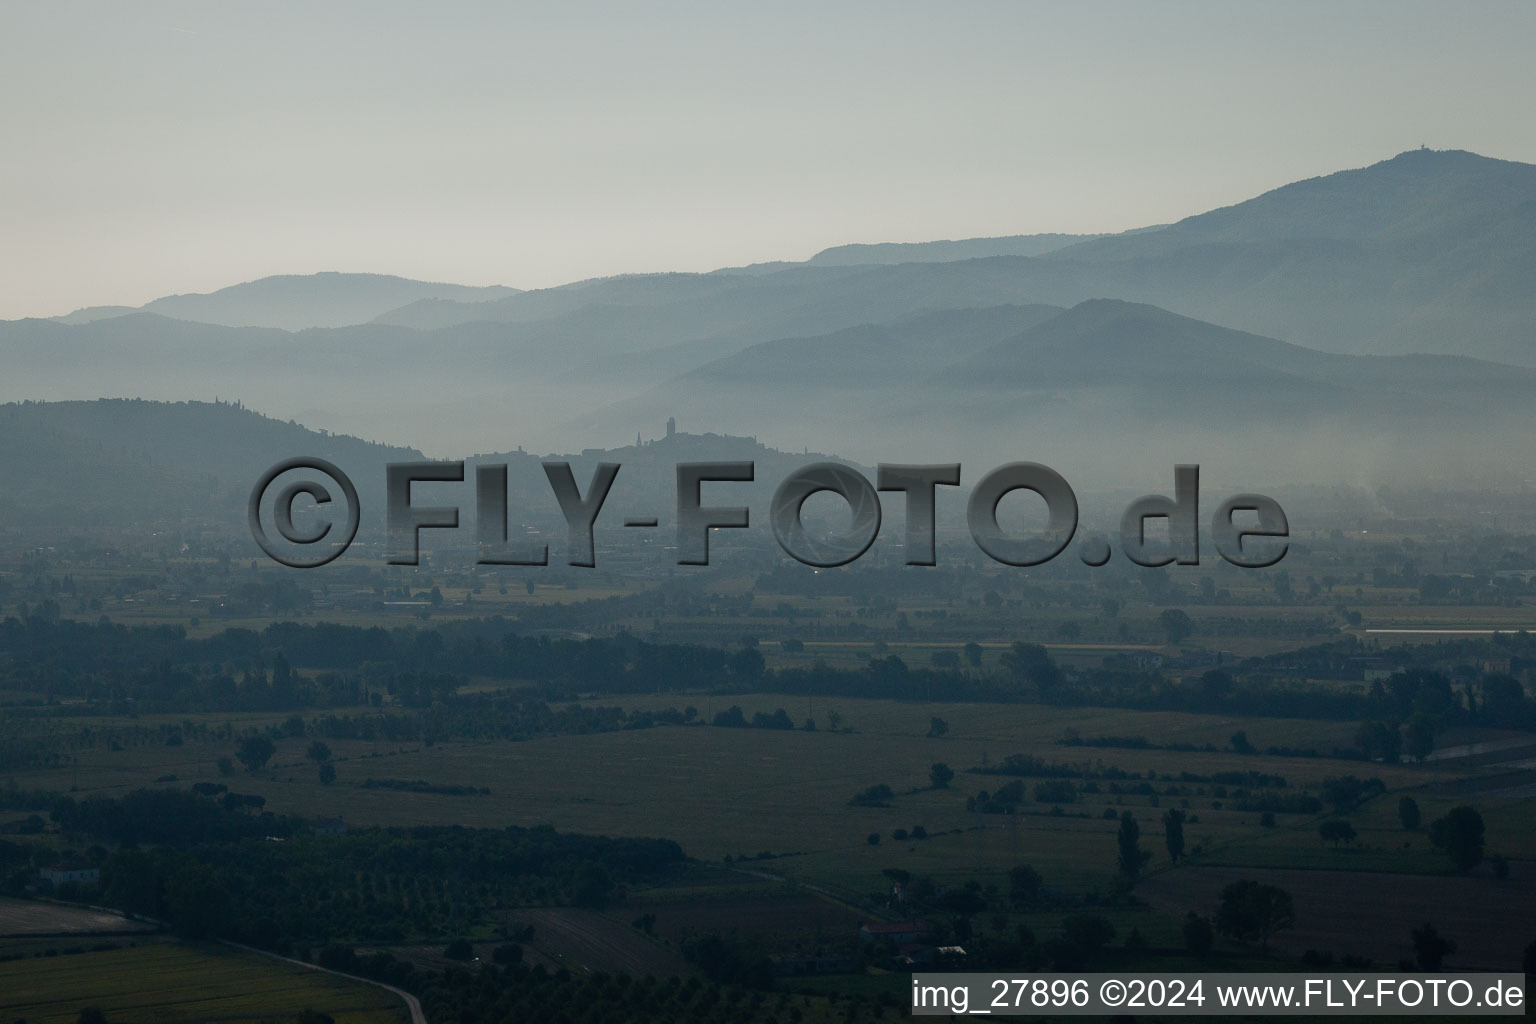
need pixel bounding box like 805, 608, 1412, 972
0, 941, 410, 1024
14, 691, 1524, 904
6, 565, 1535, 984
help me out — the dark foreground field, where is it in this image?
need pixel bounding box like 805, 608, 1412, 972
0, 942, 410, 1024
1138, 862, 1536, 969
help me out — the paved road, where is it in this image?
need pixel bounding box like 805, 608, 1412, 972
224, 940, 427, 1024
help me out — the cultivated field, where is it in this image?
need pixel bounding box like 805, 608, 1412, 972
515, 906, 691, 976
1137, 863, 1536, 970
0, 941, 411, 1024
13, 696, 1525, 891
0, 897, 158, 937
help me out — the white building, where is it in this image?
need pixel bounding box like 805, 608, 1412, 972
39, 863, 99, 885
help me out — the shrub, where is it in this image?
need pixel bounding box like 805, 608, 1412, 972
850, 784, 894, 807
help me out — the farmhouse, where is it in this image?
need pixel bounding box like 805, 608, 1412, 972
39, 862, 99, 885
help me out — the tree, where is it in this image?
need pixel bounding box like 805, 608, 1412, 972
1481, 674, 1529, 723
306, 740, 331, 763
1034, 779, 1075, 804
1001, 642, 1061, 694
1163, 808, 1186, 863
753, 708, 794, 730
1398, 796, 1421, 831
939, 887, 985, 919
1183, 912, 1214, 957
930, 649, 959, 669
77, 1009, 109, 1024
1321, 775, 1382, 814
926, 716, 949, 739
1116, 812, 1149, 879
1318, 819, 1357, 847
1405, 714, 1437, 762
963, 642, 983, 667
1008, 864, 1042, 908
1199, 669, 1234, 701
164, 861, 232, 939
571, 863, 614, 908
1354, 719, 1400, 762
317, 761, 336, 785
727, 647, 765, 682
1411, 922, 1457, 969
444, 938, 474, 961
712, 706, 747, 728
235, 735, 275, 773
216, 756, 235, 777
683, 932, 774, 989
1158, 608, 1193, 644
1215, 880, 1295, 949
929, 763, 955, 789
1061, 914, 1116, 957
1429, 806, 1485, 872
850, 784, 894, 807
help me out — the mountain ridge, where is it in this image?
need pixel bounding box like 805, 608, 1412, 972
51, 272, 520, 331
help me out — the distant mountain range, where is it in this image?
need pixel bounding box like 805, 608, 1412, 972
365, 149, 1536, 361
2, 148, 1534, 483
803, 232, 1114, 266
1036, 148, 1536, 362
574, 299, 1536, 484
55, 272, 519, 330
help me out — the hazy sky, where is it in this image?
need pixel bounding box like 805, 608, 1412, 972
3, 1, 1534, 320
